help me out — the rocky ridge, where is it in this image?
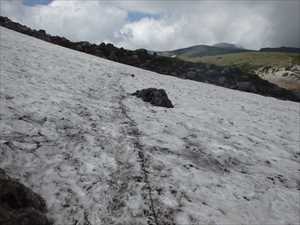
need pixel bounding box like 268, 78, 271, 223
0, 16, 299, 102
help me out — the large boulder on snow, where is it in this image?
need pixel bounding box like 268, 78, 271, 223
0, 169, 52, 225
132, 88, 174, 108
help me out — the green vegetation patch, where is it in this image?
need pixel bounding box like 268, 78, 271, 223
178, 52, 300, 72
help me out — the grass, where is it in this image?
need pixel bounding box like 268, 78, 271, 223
177, 52, 300, 72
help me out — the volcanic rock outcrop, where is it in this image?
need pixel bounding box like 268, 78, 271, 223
132, 88, 174, 108
0, 169, 52, 225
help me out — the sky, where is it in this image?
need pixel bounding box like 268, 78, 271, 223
0, 0, 299, 51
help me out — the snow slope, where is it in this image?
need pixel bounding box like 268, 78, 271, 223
0, 26, 299, 225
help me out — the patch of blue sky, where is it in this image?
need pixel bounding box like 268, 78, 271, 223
127, 11, 160, 22
23, 0, 51, 6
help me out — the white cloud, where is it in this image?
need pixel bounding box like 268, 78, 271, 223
117, 2, 275, 50
119, 17, 178, 50
1, 0, 299, 50
0, 0, 127, 43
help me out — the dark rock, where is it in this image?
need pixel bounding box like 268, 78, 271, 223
260, 47, 300, 54
237, 81, 255, 91
108, 51, 118, 61
0, 169, 52, 225
243, 196, 250, 201
1, 207, 51, 225
0, 169, 8, 179
36, 29, 46, 39
0, 179, 46, 211
38, 29, 46, 35
132, 88, 174, 108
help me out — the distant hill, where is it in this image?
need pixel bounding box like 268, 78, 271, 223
195, 52, 300, 68
156, 43, 251, 59
213, 42, 243, 49
157, 44, 300, 63
260, 47, 300, 54
160, 45, 300, 72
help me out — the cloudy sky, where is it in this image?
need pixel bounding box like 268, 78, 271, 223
1, 0, 300, 51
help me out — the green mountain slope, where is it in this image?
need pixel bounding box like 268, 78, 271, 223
188, 52, 300, 91
188, 52, 300, 70
157, 43, 251, 59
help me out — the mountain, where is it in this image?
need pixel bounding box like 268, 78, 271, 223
157, 44, 251, 59
213, 42, 243, 49
260, 47, 300, 54
1, 25, 299, 225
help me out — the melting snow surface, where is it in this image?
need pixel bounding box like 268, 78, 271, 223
0, 27, 299, 225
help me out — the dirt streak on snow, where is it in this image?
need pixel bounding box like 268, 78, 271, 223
0, 26, 299, 225
120, 65, 300, 225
